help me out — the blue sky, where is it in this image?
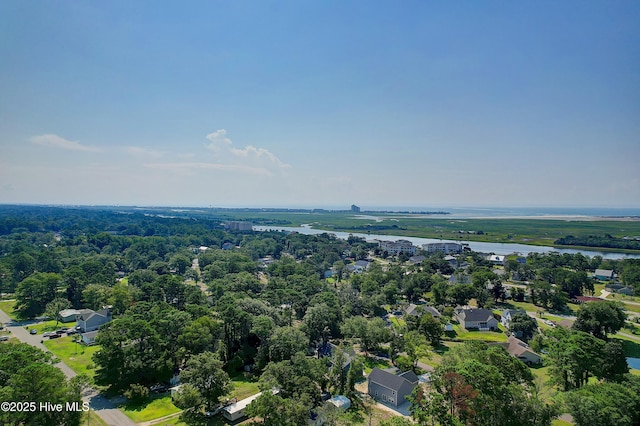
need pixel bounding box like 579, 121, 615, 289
1, 1, 639, 208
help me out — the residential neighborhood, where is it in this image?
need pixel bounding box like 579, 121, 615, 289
0, 206, 640, 426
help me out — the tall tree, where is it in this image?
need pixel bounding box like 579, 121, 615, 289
180, 351, 232, 412
15, 272, 61, 318
573, 300, 627, 340
44, 297, 71, 325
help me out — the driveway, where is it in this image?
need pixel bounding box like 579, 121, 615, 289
0, 307, 136, 426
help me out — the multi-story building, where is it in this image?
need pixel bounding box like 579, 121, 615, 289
378, 239, 417, 256
224, 221, 253, 231
423, 242, 462, 254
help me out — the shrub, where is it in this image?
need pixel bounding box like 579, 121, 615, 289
124, 383, 149, 405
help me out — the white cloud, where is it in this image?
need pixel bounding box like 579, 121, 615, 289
205, 129, 233, 151
31, 134, 103, 152
204, 129, 289, 169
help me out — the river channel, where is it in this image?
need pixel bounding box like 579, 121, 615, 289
254, 226, 640, 260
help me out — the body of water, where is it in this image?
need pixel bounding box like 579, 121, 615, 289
254, 226, 640, 260
627, 357, 640, 370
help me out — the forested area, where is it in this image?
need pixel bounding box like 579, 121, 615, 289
1, 205, 639, 425
555, 235, 640, 251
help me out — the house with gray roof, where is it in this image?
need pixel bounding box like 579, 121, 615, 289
81, 330, 99, 346
367, 368, 418, 407
594, 269, 615, 281
455, 308, 498, 331
405, 304, 441, 318
76, 308, 112, 333
58, 308, 93, 323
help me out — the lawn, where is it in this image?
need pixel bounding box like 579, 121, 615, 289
43, 336, 101, 380
27, 319, 64, 334
444, 324, 508, 343
390, 316, 405, 328
120, 394, 182, 423
363, 356, 392, 374
0, 300, 18, 320
611, 336, 640, 358
230, 373, 261, 400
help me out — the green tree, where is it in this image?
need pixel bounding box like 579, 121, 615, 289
82, 284, 112, 311
267, 326, 308, 362
15, 272, 61, 318
44, 297, 71, 325
509, 312, 538, 341
0, 343, 83, 426
403, 330, 430, 370
180, 351, 232, 411
418, 313, 444, 346
573, 300, 627, 340
564, 380, 640, 426
546, 328, 605, 391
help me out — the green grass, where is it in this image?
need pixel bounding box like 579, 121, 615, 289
607, 297, 640, 313
362, 356, 392, 374
120, 394, 181, 423
230, 373, 260, 400
82, 409, 108, 426
43, 336, 101, 380
390, 316, 405, 328
552, 419, 573, 426
27, 319, 64, 334
444, 324, 508, 342
611, 336, 640, 358
0, 300, 18, 320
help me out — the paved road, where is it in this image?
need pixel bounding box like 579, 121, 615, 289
0, 308, 136, 426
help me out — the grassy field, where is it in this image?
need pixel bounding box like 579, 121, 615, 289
0, 300, 18, 320
444, 324, 508, 342
120, 394, 182, 423
43, 336, 101, 380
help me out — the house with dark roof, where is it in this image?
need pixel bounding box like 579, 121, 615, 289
367, 368, 418, 407
455, 308, 498, 331
605, 284, 635, 296
76, 308, 112, 333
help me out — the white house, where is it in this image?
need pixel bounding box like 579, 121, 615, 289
488, 255, 506, 265
222, 389, 278, 422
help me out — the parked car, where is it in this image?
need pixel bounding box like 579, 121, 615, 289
43, 332, 55, 337
55, 329, 67, 335
65, 328, 77, 335
30, 329, 37, 335
48, 333, 61, 339
0, 336, 8, 341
